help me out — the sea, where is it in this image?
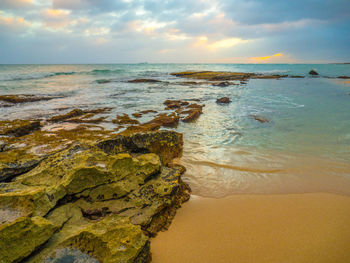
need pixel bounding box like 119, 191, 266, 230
1, 64, 350, 197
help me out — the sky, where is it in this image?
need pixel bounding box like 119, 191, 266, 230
0, 0, 349, 64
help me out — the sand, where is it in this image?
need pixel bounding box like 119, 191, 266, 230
151, 193, 350, 263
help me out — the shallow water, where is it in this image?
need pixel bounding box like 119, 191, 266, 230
1, 64, 350, 196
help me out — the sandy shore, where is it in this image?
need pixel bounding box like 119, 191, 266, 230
151, 193, 350, 263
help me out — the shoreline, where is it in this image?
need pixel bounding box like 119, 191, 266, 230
151, 192, 350, 263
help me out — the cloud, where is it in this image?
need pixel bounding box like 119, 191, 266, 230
0, 14, 30, 33
208, 37, 250, 49
251, 53, 282, 61
0, 0, 349, 63
0, 0, 33, 9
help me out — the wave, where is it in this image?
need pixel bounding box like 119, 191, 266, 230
2, 71, 77, 81
89, 69, 124, 75
257, 69, 291, 74
95, 79, 112, 84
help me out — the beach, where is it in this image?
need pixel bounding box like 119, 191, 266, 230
152, 193, 350, 263
1, 64, 350, 262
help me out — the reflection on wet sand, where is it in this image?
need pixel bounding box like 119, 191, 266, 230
181, 142, 350, 198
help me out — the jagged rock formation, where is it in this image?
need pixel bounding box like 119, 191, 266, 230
0, 131, 190, 263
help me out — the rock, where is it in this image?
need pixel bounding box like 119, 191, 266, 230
132, 113, 143, 118
140, 110, 157, 114
289, 75, 305, 78
0, 142, 7, 152
179, 103, 204, 123
49, 109, 85, 122
120, 123, 161, 135
181, 109, 201, 122
0, 158, 42, 183
171, 71, 282, 81
146, 113, 180, 128
309, 69, 319, 75
0, 216, 56, 263
95, 79, 112, 84
0, 127, 189, 263
250, 114, 270, 123
216, 97, 231, 104
338, 76, 350, 79
213, 81, 233, 87
0, 119, 41, 137
97, 130, 183, 165
59, 215, 150, 263
113, 114, 140, 125
48, 107, 112, 123
0, 95, 61, 104
128, 79, 162, 83
163, 100, 189, 110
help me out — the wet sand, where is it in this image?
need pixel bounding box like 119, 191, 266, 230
151, 193, 350, 263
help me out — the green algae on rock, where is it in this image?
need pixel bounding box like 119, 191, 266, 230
0, 130, 190, 263
170, 70, 284, 81
0, 95, 62, 104
0, 119, 41, 137
0, 216, 56, 263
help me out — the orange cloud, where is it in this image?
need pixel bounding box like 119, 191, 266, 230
251, 53, 283, 61
0, 14, 30, 32
45, 9, 70, 17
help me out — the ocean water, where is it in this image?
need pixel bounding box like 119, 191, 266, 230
1, 64, 350, 197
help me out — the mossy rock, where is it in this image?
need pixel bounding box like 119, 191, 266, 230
97, 130, 183, 165
1, 145, 161, 217
0, 119, 41, 137
61, 215, 150, 263
0, 216, 56, 263
28, 213, 150, 263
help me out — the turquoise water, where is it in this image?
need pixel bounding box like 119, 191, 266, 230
1, 64, 350, 196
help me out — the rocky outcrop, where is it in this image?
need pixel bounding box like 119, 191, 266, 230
0, 130, 190, 263
128, 79, 162, 83
171, 71, 283, 81
0, 216, 56, 263
212, 81, 235, 87
216, 97, 231, 104
48, 108, 112, 123
309, 69, 319, 75
0, 120, 41, 137
97, 130, 183, 165
0, 95, 62, 104
113, 114, 140, 125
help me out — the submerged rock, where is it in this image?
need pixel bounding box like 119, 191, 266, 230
128, 79, 162, 83
250, 114, 271, 123
212, 81, 234, 87
113, 114, 140, 125
132, 113, 143, 118
216, 97, 231, 104
309, 69, 319, 75
171, 71, 283, 81
49, 108, 112, 123
49, 109, 85, 122
0, 120, 41, 137
0, 95, 61, 104
140, 110, 158, 114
